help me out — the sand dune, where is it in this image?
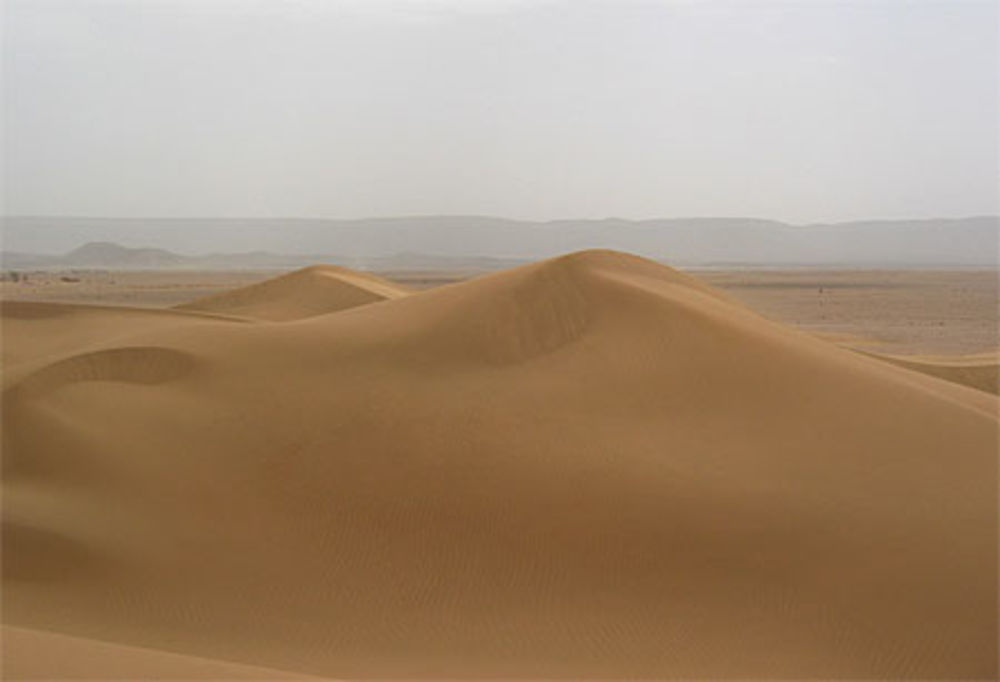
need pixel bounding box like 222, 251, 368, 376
2, 625, 324, 680
3, 250, 997, 678
860, 350, 999, 395
174, 264, 409, 320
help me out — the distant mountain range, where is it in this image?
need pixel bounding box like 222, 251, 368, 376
0, 241, 526, 272
1, 215, 997, 268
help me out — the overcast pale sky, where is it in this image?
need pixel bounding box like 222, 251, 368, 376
3, 0, 997, 222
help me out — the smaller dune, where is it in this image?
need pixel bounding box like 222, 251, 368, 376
9, 346, 196, 399
174, 265, 409, 321
860, 350, 999, 395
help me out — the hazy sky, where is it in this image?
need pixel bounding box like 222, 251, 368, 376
3, 0, 998, 222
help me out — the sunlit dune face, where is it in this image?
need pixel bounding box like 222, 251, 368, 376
3, 251, 997, 678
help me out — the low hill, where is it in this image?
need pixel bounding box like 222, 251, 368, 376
3, 215, 997, 266
64, 241, 186, 268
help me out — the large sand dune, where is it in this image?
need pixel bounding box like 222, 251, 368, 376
2, 250, 997, 678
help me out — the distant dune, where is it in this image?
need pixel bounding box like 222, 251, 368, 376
175, 264, 410, 321
860, 350, 999, 395
2, 250, 997, 678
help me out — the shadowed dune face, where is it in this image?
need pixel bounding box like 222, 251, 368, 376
1, 523, 109, 583
317, 250, 744, 366
2, 250, 998, 678
12, 346, 196, 397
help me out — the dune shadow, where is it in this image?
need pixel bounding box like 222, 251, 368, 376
2, 521, 104, 582
12, 346, 196, 399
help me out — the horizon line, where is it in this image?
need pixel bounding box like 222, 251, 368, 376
4, 213, 998, 227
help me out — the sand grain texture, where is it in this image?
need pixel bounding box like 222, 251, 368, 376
2, 625, 325, 680
3, 250, 997, 678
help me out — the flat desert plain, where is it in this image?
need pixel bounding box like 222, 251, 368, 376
2, 251, 998, 678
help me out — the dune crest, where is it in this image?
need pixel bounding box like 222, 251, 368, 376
11, 346, 196, 398
329, 249, 744, 365
860, 349, 999, 395
175, 264, 409, 320
3, 251, 997, 678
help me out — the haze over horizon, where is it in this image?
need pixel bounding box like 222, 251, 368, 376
5, 211, 999, 223
4, 215, 997, 266
5, 0, 998, 224
4, 3, 1000, 677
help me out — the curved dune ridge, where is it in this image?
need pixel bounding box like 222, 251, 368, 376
174, 263, 410, 320
859, 350, 999, 395
2, 626, 325, 680
2, 250, 998, 678
12, 346, 197, 399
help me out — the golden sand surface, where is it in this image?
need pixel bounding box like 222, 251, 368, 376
2, 252, 997, 678
2, 265, 995, 354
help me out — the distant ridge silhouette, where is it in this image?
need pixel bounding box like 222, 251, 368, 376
2, 215, 997, 267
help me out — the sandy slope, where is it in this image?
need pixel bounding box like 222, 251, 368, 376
173, 264, 409, 320
2, 625, 323, 680
3, 250, 997, 678
859, 350, 999, 395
